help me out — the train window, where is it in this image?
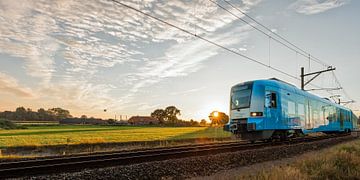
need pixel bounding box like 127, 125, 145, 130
265, 91, 277, 108
288, 101, 295, 116
328, 107, 336, 122
231, 84, 253, 109
298, 104, 305, 116
323, 106, 330, 123
340, 110, 344, 122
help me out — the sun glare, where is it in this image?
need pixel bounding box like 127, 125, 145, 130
213, 111, 219, 117
195, 101, 228, 120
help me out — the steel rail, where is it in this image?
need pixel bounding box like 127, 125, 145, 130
0, 134, 352, 178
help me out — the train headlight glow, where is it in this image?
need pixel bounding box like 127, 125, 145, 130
250, 112, 263, 117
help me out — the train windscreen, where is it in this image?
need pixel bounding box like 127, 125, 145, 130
231, 84, 252, 110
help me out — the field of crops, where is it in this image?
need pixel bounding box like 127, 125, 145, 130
0, 125, 231, 148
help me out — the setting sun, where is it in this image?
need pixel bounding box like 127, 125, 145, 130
213, 111, 219, 117
194, 101, 228, 120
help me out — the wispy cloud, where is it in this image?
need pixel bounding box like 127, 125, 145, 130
290, 0, 349, 15
170, 87, 207, 96
120, 24, 253, 102
0, 0, 262, 115
0, 72, 34, 98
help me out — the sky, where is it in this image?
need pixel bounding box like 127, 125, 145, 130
0, 0, 359, 120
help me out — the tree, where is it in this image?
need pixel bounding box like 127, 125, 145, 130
209, 111, 229, 126
37, 108, 48, 121
107, 119, 116, 124
200, 119, 207, 126
15, 107, 27, 120
26, 108, 39, 120
151, 109, 166, 123
190, 119, 199, 126
165, 106, 181, 123
0, 111, 15, 120
48, 108, 72, 120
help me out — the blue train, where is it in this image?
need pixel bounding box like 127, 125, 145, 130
224, 78, 358, 141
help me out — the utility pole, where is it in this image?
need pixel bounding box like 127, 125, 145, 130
301, 67, 304, 90
300, 66, 336, 91
340, 100, 355, 106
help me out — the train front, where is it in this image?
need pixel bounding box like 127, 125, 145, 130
224, 81, 273, 141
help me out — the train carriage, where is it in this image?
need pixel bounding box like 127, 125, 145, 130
224, 78, 358, 141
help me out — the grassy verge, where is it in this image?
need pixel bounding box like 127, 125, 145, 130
242, 139, 360, 180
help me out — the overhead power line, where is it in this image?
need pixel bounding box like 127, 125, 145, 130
331, 71, 354, 102
215, 0, 354, 103
209, 0, 330, 68
110, 0, 353, 104
222, 0, 330, 68
110, 0, 299, 80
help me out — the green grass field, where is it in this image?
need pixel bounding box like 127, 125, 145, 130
0, 125, 231, 148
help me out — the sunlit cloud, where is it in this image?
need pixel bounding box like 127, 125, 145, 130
0, 0, 262, 116
122, 24, 253, 102
0, 72, 34, 98
290, 0, 349, 15
170, 87, 207, 96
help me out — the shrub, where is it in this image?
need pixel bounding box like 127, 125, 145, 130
255, 166, 308, 180
0, 119, 26, 130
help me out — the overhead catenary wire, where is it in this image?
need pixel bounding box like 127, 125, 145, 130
209, 0, 330, 69
222, 0, 330, 68
110, 0, 331, 93
110, 0, 354, 104
216, 0, 354, 103
331, 71, 354, 102
110, 0, 299, 80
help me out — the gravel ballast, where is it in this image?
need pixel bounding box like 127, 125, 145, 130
24, 136, 357, 180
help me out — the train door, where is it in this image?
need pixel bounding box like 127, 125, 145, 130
305, 100, 313, 129
340, 110, 344, 130
352, 112, 358, 130
265, 91, 278, 127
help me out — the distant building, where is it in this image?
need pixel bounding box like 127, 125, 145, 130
128, 116, 159, 125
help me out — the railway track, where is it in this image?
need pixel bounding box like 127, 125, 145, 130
0, 134, 353, 178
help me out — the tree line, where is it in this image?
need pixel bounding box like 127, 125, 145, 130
0, 107, 72, 121
150, 106, 181, 124
150, 106, 229, 127
150, 106, 202, 126
1, 106, 231, 126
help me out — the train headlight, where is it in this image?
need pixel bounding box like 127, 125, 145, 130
250, 112, 263, 117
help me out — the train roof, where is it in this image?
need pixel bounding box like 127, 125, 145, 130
233, 78, 350, 111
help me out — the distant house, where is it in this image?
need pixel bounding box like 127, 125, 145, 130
128, 116, 159, 125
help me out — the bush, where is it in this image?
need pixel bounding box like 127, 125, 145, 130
255, 166, 307, 180
0, 119, 26, 130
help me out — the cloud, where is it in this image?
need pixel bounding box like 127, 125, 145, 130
290, 0, 349, 15
170, 87, 206, 96
124, 24, 253, 98
0, 0, 262, 115
0, 72, 34, 98
37, 80, 124, 115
